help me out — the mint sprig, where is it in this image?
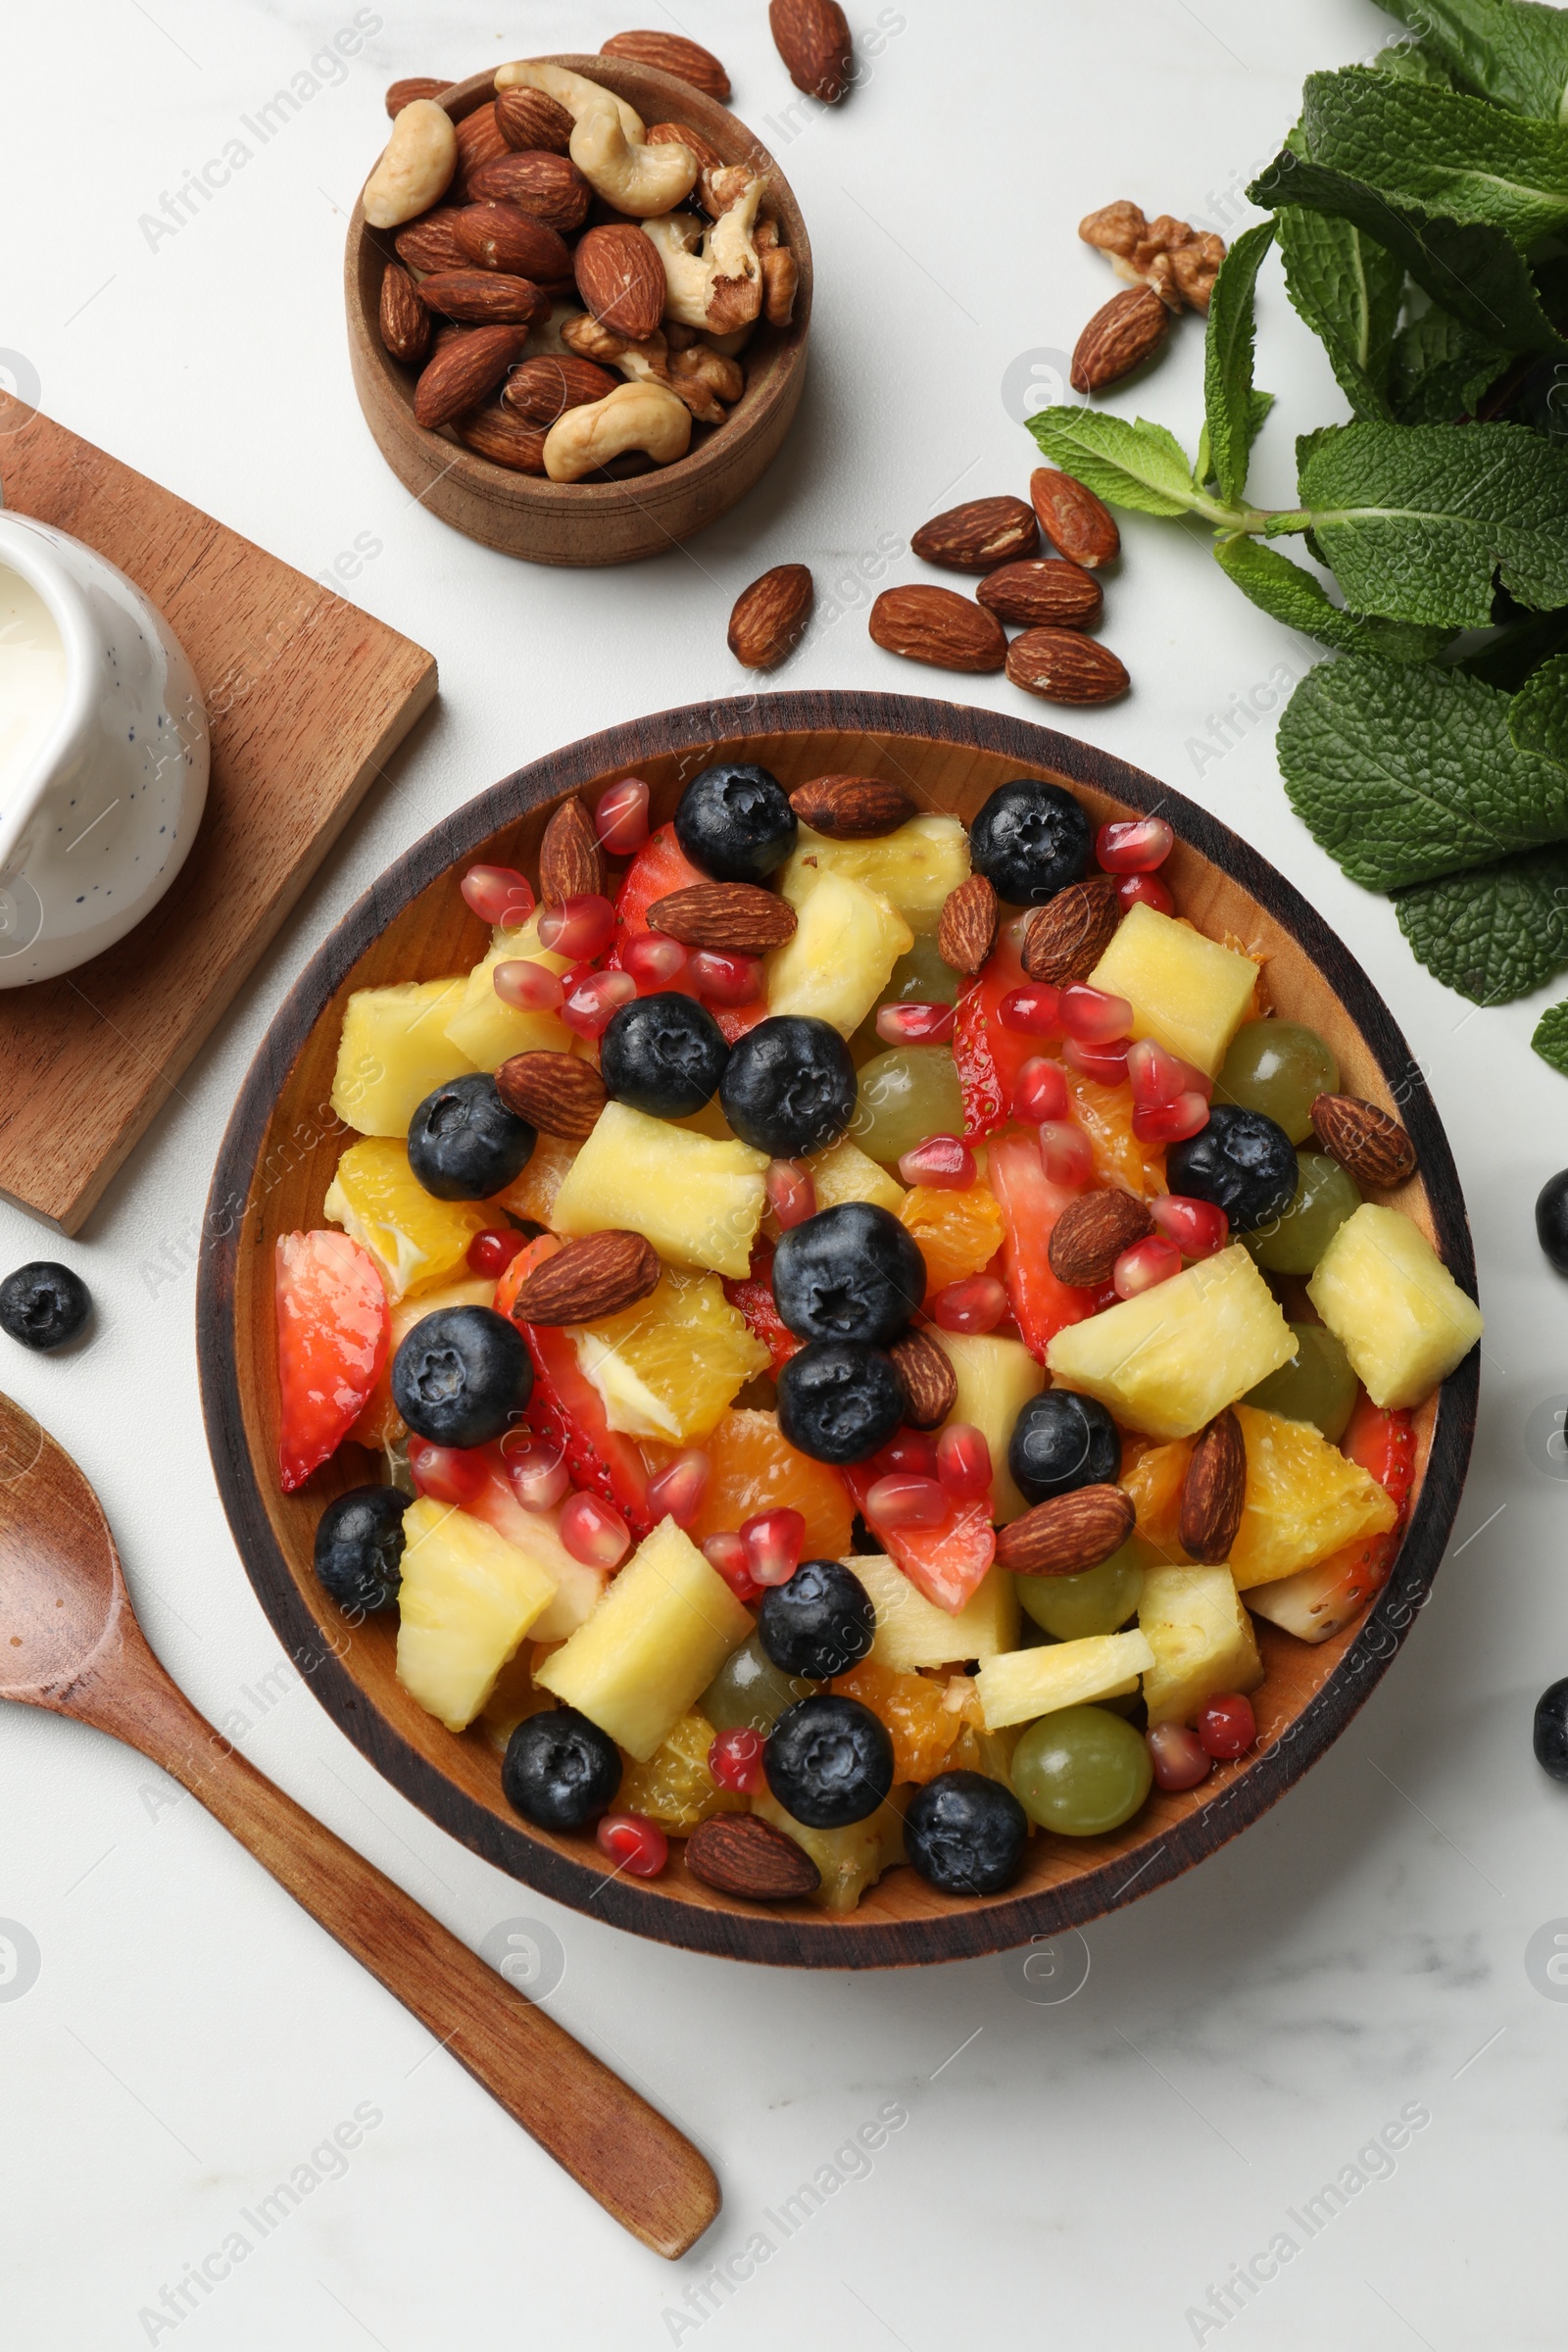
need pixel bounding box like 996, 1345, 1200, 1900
1396, 845, 1568, 999
1374, 0, 1568, 122
1302, 66, 1568, 243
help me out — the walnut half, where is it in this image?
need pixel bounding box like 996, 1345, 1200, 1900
1079, 201, 1225, 314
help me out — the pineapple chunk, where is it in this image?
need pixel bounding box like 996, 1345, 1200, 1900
1047, 1245, 1297, 1440
551, 1102, 768, 1278
444, 911, 573, 1070
495, 1131, 578, 1228
457, 1477, 609, 1641
331, 979, 477, 1135
324, 1136, 493, 1300
855, 1553, 1020, 1672
975, 1630, 1154, 1732
617, 1711, 744, 1832
780, 815, 969, 934
535, 1517, 754, 1758
1138, 1562, 1263, 1726
808, 1138, 906, 1217
396, 1498, 557, 1732
939, 1331, 1045, 1525
752, 1789, 906, 1911
571, 1266, 770, 1442
1228, 1404, 1396, 1591
1087, 903, 1259, 1079
764, 868, 913, 1036
1307, 1203, 1483, 1409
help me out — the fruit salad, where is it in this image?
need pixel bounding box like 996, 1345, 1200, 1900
279, 763, 1483, 1912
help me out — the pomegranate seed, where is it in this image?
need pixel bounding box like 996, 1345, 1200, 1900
467, 1227, 525, 1278
493, 958, 564, 1012
1199, 1692, 1256, 1758
741, 1507, 805, 1589
875, 1427, 941, 1480
1132, 1091, 1209, 1144
689, 948, 762, 1005
1013, 1055, 1068, 1124
1151, 1194, 1229, 1258
646, 1447, 710, 1528
875, 1002, 956, 1046
1038, 1121, 1096, 1187
931, 1274, 1007, 1334
1096, 816, 1174, 873
622, 931, 688, 987
561, 1492, 633, 1568
595, 776, 650, 855
408, 1439, 488, 1509
1112, 1235, 1182, 1298
1064, 1036, 1131, 1085
1148, 1722, 1212, 1791
1128, 1037, 1211, 1109
765, 1159, 816, 1230
562, 968, 636, 1039
1060, 985, 1134, 1044
596, 1813, 668, 1876
1118, 872, 1175, 916
703, 1531, 761, 1604
998, 983, 1063, 1036
537, 892, 616, 959
898, 1134, 975, 1189
462, 864, 536, 929
502, 1434, 570, 1511
864, 1472, 950, 1529
936, 1422, 992, 1497
708, 1726, 765, 1793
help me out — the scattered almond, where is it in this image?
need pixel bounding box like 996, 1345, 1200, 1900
868, 586, 1007, 674
1022, 874, 1122, 986
911, 495, 1039, 574
509, 1229, 662, 1325
1047, 1190, 1153, 1287
1071, 284, 1170, 393
453, 201, 571, 280
455, 405, 548, 473
686, 1811, 820, 1899
1030, 468, 1121, 567
386, 77, 452, 118
648, 882, 798, 953
574, 222, 667, 341
495, 85, 575, 154
1006, 628, 1130, 705
394, 208, 471, 273
1179, 1410, 1247, 1564
889, 1329, 958, 1430
415, 269, 548, 326
977, 559, 1102, 630
728, 565, 814, 670
1310, 1094, 1418, 1188
539, 797, 605, 903
789, 775, 915, 839
769, 0, 854, 102
937, 874, 1000, 975
495, 1051, 607, 1140
414, 323, 530, 429
468, 151, 592, 235
995, 1485, 1136, 1577
600, 29, 732, 101
504, 355, 620, 424
378, 262, 430, 366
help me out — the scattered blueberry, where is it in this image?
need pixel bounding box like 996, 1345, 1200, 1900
776, 1339, 905, 1464
763, 1692, 895, 1829
1538, 1171, 1568, 1275
1008, 1390, 1121, 1504
407, 1074, 535, 1201
600, 992, 729, 1118
968, 779, 1093, 906
503, 1707, 622, 1830
391, 1305, 533, 1447
314, 1486, 409, 1613
674, 761, 797, 884
0, 1262, 92, 1352
758, 1559, 877, 1680
903, 1770, 1029, 1896
772, 1201, 925, 1347
720, 1015, 858, 1157
1535, 1679, 1568, 1782
1167, 1104, 1298, 1232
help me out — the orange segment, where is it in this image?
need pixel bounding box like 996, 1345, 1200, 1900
1063, 1066, 1166, 1199
323, 1136, 495, 1300
496, 1132, 579, 1229
899, 1184, 1005, 1294
687, 1407, 853, 1555
572, 1268, 770, 1444
1124, 1439, 1193, 1558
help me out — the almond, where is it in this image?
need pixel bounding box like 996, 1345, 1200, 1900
937, 874, 1000, 976
1071, 284, 1170, 393
1029, 468, 1121, 568
453, 201, 571, 280
686, 1812, 820, 1900
496, 86, 575, 154
911, 495, 1039, 575
539, 797, 605, 903
455, 405, 548, 473
508, 1229, 661, 1325
769, 0, 854, 102
378, 262, 430, 365
454, 102, 508, 185
647, 120, 727, 180
868, 586, 1007, 674
415, 270, 548, 326
1310, 1094, 1418, 1188
889, 1329, 958, 1430
386, 77, 452, 118
995, 1485, 1136, 1577
1006, 628, 1129, 705
495, 1050, 607, 1140
394, 208, 471, 273
573, 222, 666, 340
1180, 1410, 1247, 1565
1047, 1190, 1153, 1288
977, 559, 1102, 630
728, 566, 814, 671
648, 882, 798, 953
413, 323, 529, 429
503, 354, 619, 424
1022, 874, 1121, 986
789, 775, 915, 840
469, 151, 592, 234
600, 29, 732, 101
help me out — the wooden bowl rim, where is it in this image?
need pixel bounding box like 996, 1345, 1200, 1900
197, 691, 1478, 1970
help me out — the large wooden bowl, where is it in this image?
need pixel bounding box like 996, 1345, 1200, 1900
344, 61, 812, 566
198, 694, 1478, 1968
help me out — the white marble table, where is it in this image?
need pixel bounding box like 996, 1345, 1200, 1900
2, 4, 1558, 2345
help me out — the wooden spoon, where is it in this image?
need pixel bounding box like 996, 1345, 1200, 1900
0, 1392, 718, 2258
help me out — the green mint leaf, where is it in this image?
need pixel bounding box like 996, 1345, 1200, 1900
1395, 844, 1568, 1000
1374, 0, 1568, 122
1202, 221, 1275, 508
1290, 419, 1568, 627
1213, 537, 1451, 661
1026, 409, 1206, 519
1302, 66, 1568, 244
1510, 648, 1568, 763
1461, 604, 1568, 689
1390, 306, 1512, 424
1276, 202, 1402, 421
1373, 40, 1455, 86
1276, 656, 1568, 887
1196, 395, 1275, 491
1533, 999, 1568, 1074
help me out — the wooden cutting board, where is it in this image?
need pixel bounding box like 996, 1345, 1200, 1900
0, 396, 436, 1233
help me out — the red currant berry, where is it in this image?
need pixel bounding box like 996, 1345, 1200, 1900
467, 1227, 525, 1278
596, 1813, 668, 1876
1147, 1722, 1212, 1790
709, 1727, 765, 1794
1199, 1692, 1256, 1758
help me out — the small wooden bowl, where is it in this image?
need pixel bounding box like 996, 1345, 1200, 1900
344, 61, 812, 566
198, 694, 1478, 1969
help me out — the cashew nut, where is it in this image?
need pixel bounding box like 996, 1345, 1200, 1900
363, 98, 457, 229
496, 61, 644, 143
642, 175, 766, 332
542, 380, 692, 480
494, 60, 697, 216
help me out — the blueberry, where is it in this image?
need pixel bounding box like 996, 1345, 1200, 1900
314, 1486, 409, 1614
759, 1559, 877, 1680
1535, 1679, 1568, 1781
0, 1261, 91, 1352
1538, 1171, 1568, 1275
674, 761, 797, 884
391, 1305, 533, 1447
904, 1769, 1029, 1896
763, 1692, 894, 1829
776, 1339, 905, 1464
720, 1015, 858, 1157
772, 1201, 925, 1347
1167, 1104, 1298, 1233
968, 780, 1093, 906
502, 1707, 622, 1830
600, 992, 729, 1118
1008, 1390, 1121, 1504
407, 1074, 535, 1201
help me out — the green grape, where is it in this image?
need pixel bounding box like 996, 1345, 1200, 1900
1244, 1150, 1360, 1276
1216, 1020, 1339, 1144
698, 1635, 818, 1734
850, 1046, 963, 1166
848, 937, 959, 1061
1010, 1705, 1152, 1836
1015, 1538, 1148, 1642
1245, 1322, 1357, 1439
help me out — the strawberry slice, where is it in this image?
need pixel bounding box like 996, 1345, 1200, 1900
611, 820, 768, 1043
841, 1463, 997, 1614
953, 928, 1033, 1140
722, 1242, 802, 1369
496, 1236, 655, 1535
986, 1132, 1097, 1359
1248, 1396, 1417, 1643
275, 1230, 389, 1493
